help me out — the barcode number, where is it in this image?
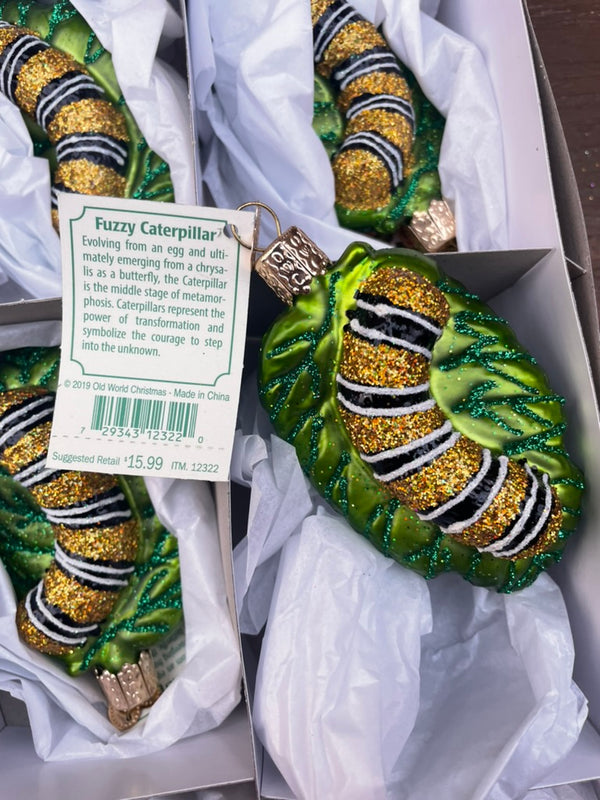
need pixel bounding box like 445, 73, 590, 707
91, 395, 198, 439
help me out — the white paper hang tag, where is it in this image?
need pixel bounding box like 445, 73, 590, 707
47, 193, 254, 481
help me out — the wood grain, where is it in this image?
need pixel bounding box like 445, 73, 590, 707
527, 1, 600, 306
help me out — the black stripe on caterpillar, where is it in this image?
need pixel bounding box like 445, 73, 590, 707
0, 386, 139, 655
0, 19, 129, 228
311, 0, 416, 212
337, 266, 563, 559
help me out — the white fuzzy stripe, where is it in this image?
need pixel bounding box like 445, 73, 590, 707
38, 72, 99, 128
335, 51, 399, 82
337, 392, 435, 418
314, 5, 355, 61
55, 560, 130, 588
486, 472, 554, 558
43, 490, 127, 520
56, 133, 127, 159
14, 459, 55, 488
479, 465, 538, 554
37, 70, 98, 112
1, 35, 45, 99
45, 508, 131, 526
0, 396, 53, 448
361, 420, 454, 465
355, 297, 442, 336
376, 431, 461, 482
349, 318, 431, 358
37, 72, 92, 121
54, 564, 129, 591
38, 73, 101, 129
7, 37, 39, 95
337, 53, 400, 90
25, 585, 90, 645
419, 448, 493, 522
55, 543, 133, 577
55, 544, 133, 588
336, 373, 430, 397
35, 583, 98, 634
347, 93, 415, 124
342, 131, 403, 185
56, 141, 126, 167
12, 458, 45, 482
443, 456, 509, 535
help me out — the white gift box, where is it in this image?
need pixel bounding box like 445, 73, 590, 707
0, 299, 258, 799
185, 0, 600, 798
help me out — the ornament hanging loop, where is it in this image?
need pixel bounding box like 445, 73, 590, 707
232, 201, 332, 305
230, 201, 282, 256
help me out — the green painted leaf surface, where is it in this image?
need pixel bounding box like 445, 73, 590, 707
259, 244, 584, 592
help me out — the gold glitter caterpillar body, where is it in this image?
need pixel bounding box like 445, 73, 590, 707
311, 0, 454, 250
312, 0, 415, 213
337, 267, 562, 559
1, 386, 140, 656
0, 2, 173, 228
0, 347, 182, 729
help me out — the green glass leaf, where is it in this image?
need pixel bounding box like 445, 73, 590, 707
259, 244, 584, 592
64, 477, 182, 675
0, 475, 54, 598
313, 74, 344, 159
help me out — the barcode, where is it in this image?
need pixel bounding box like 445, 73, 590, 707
90, 395, 198, 438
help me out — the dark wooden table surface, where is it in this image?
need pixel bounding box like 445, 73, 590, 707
528, 2, 600, 307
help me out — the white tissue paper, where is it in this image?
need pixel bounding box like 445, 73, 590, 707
0, 323, 242, 760
189, 0, 507, 258
231, 387, 587, 800
0, 0, 195, 300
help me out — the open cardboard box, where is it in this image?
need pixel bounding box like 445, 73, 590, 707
244, 245, 600, 800
466, 0, 600, 792
0, 0, 262, 793
194, 0, 600, 797
0, 299, 259, 799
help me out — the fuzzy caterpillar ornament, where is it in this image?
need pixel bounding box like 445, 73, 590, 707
0, 346, 182, 729
257, 238, 583, 592
0, 0, 173, 229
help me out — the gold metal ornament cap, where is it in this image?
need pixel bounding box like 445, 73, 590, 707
400, 198, 457, 253
255, 226, 332, 305
95, 650, 161, 731
231, 202, 332, 305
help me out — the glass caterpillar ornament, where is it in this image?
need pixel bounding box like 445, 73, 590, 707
0, 347, 182, 729
257, 233, 583, 592
0, 0, 173, 229
311, 0, 455, 252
